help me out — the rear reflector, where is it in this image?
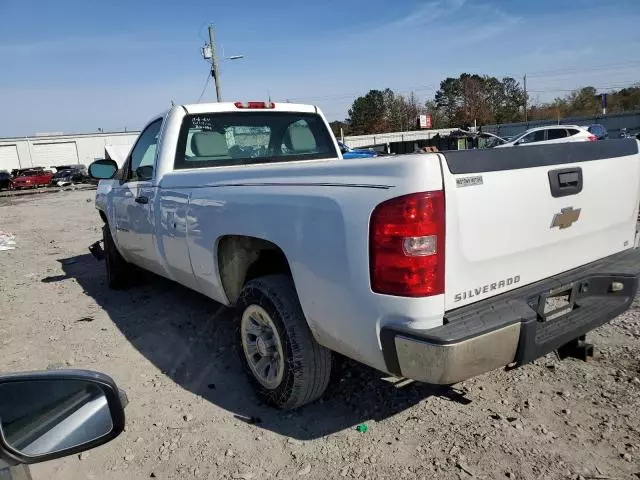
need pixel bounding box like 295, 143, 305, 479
234, 101, 275, 109
370, 191, 445, 297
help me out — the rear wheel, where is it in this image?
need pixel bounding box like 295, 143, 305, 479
237, 275, 332, 409
103, 225, 131, 290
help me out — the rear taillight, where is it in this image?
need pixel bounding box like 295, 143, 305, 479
370, 191, 445, 297
587, 134, 598, 142
234, 101, 275, 109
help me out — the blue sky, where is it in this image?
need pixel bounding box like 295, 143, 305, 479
1, 0, 639, 136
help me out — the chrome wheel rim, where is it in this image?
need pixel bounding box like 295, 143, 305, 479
241, 305, 285, 389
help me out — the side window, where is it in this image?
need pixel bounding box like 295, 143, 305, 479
547, 128, 568, 140
567, 128, 581, 136
129, 119, 162, 181
519, 130, 545, 144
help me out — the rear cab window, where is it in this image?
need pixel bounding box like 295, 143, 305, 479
174, 112, 338, 169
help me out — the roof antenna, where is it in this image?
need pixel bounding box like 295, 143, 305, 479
170, 99, 175, 107
268, 90, 271, 102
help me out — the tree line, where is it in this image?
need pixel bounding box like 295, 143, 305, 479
329, 73, 640, 137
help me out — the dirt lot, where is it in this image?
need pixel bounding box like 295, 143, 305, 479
1, 190, 639, 480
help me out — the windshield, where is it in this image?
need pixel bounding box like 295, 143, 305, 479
485, 137, 505, 148
175, 112, 338, 170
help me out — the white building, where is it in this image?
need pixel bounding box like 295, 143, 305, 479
0, 131, 139, 171
0, 125, 462, 172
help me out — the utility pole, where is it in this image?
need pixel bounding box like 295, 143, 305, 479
208, 25, 222, 102
523, 74, 528, 122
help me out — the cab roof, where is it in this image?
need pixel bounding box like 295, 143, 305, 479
183, 102, 318, 115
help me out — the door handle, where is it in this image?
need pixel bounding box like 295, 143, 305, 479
135, 196, 149, 204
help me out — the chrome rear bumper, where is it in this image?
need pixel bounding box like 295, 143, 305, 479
394, 323, 521, 384
380, 248, 640, 385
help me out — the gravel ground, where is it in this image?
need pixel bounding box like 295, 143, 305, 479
1, 190, 639, 480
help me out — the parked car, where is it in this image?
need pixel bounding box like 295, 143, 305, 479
494, 125, 597, 148
10, 167, 44, 179
50, 164, 88, 186
89, 101, 640, 410
585, 124, 608, 140
0, 171, 12, 190
0, 369, 127, 479
11, 169, 53, 189
337, 140, 377, 159
619, 128, 637, 139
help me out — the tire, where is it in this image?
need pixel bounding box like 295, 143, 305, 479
237, 274, 332, 410
103, 225, 131, 290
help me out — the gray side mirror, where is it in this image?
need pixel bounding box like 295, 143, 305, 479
88, 159, 118, 180
0, 370, 126, 465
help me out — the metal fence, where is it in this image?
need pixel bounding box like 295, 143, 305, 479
481, 111, 640, 139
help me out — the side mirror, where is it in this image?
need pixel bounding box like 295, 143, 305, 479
339, 146, 348, 154
88, 159, 118, 180
0, 370, 126, 465
135, 165, 154, 180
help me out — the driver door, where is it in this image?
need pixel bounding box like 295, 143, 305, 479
113, 118, 164, 275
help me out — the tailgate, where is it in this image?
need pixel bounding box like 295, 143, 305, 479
440, 139, 640, 311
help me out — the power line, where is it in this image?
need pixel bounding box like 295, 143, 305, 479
287, 84, 439, 103
197, 22, 210, 41
528, 81, 640, 94
524, 61, 640, 79
287, 61, 640, 105
196, 71, 211, 103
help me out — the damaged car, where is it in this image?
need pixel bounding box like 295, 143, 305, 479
50, 165, 88, 187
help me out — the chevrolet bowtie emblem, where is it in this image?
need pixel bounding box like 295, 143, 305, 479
551, 207, 581, 229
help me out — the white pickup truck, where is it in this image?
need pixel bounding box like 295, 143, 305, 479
89, 101, 640, 409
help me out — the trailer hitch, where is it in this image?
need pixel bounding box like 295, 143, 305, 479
556, 335, 594, 362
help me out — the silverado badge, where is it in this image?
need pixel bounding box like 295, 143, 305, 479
551, 207, 581, 230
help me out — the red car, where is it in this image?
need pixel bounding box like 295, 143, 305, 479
11, 169, 54, 189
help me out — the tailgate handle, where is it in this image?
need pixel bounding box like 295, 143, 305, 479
548, 167, 583, 198
559, 172, 579, 187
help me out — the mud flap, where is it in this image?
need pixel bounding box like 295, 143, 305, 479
88, 240, 105, 261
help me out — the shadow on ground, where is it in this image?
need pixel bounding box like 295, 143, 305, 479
57, 253, 470, 440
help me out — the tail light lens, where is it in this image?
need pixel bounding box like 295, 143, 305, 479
587, 134, 598, 142
234, 101, 275, 109
370, 191, 445, 297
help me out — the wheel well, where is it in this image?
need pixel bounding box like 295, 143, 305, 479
217, 236, 291, 305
